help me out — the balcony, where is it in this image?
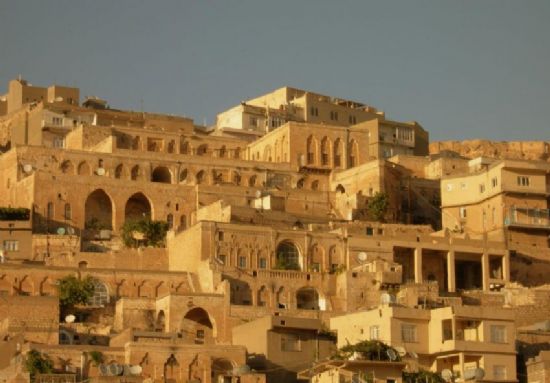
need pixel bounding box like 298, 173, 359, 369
505, 207, 550, 230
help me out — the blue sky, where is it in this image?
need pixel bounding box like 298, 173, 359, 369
1, 1, 549, 141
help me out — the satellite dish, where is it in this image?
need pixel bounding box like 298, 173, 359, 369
65, 314, 76, 323
129, 365, 143, 375
55, 97, 64, 102
409, 351, 418, 359
99, 364, 110, 376
357, 252, 368, 262
463, 368, 484, 381
441, 369, 453, 382
23, 164, 33, 173
96, 167, 106, 176
67, 227, 75, 235
57, 227, 66, 235
386, 349, 398, 361
474, 368, 485, 380
108, 364, 123, 376
255, 190, 262, 198
380, 293, 392, 305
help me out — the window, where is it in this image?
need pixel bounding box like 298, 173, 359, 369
459, 207, 467, 219
3, 240, 19, 251
490, 325, 506, 343
47, 202, 54, 220
401, 324, 417, 342
330, 111, 338, 121
52, 117, 63, 125
238, 256, 247, 268
259, 258, 267, 269
348, 115, 357, 124
446, 183, 454, 192
249, 116, 258, 127
64, 203, 72, 220
479, 184, 485, 193
517, 176, 530, 187
310, 106, 319, 116
88, 280, 109, 306
493, 366, 507, 380
53, 137, 65, 148
218, 254, 227, 265
281, 333, 301, 351
217, 231, 224, 241
491, 177, 498, 188
369, 325, 380, 340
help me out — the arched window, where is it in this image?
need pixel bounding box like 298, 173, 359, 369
179, 169, 188, 183
64, 203, 72, 220
234, 147, 241, 159
233, 172, 241, 186
334, 138, 343, 168
47, 202, 54, 220
77, 162, 91, 176
114, 164, 126, 179
196, 144, 208, 156
311, 180, 319, 191
167, 214, 174, 229
219, 146, 226, 158
180, 215, 187, 230
321, 137, 330, 166
296, 287, 320, 310
131, 165, 141, 181
275, 241, 301, 270
180, 141, 190, 154
306, 135, 318, 165
125, 192, 152, 222
88, 280, 110, 306
349, 139, 359, 167
60, 160, 74, 174
85, 189, 113, 229
196, 170, 205, 185
296, 178, 305, 189
248, 175, 257, 187
151, 166, 172, 183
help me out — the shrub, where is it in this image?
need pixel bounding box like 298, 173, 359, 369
121, 219, 169, 248
403, 370, 445, 383
366, 192, 389, 222
57, 275, 95, 308
25, 349, 53, 380
333, 340, 401, 361
0, 207, 30, 221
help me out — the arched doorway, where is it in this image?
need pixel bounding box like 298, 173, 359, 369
275, 241, 301, 270
181, 307, 215, 344
125, 192, 152, 222
84, 189, 113, 230
296, 287, 323, 310
151, 166, 172, 183
211, 358, 235, 383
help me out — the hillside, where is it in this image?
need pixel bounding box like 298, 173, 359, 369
430, 140, 550, 161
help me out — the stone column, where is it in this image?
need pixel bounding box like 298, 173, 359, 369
482, 252, 490, 291
414, 247, 423, 284
502, 251, 511, 283
447, 251, 456, 293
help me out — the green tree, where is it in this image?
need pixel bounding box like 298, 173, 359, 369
121, 219, 169, 248
25, 349, 53, 380
366, 192, 389, 222
333, 340, 400, 361
403, 370, 445, 383
57, 275, 95, 308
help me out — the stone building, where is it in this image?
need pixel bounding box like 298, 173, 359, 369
0, 77, 545, 383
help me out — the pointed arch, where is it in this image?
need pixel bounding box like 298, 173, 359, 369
306, 135, 319, 165
77, 161, 91, 176
321, 136, 331, 166
85, 189, 114, 230
151, 166, 172, 183
334, 138, 343, 168
349, 139, 359, 167
114, 164, 128, 179
60, 160, 75, 175
125, 192, 152, 222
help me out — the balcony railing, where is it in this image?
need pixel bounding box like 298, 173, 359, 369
505, 207, 550, 229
